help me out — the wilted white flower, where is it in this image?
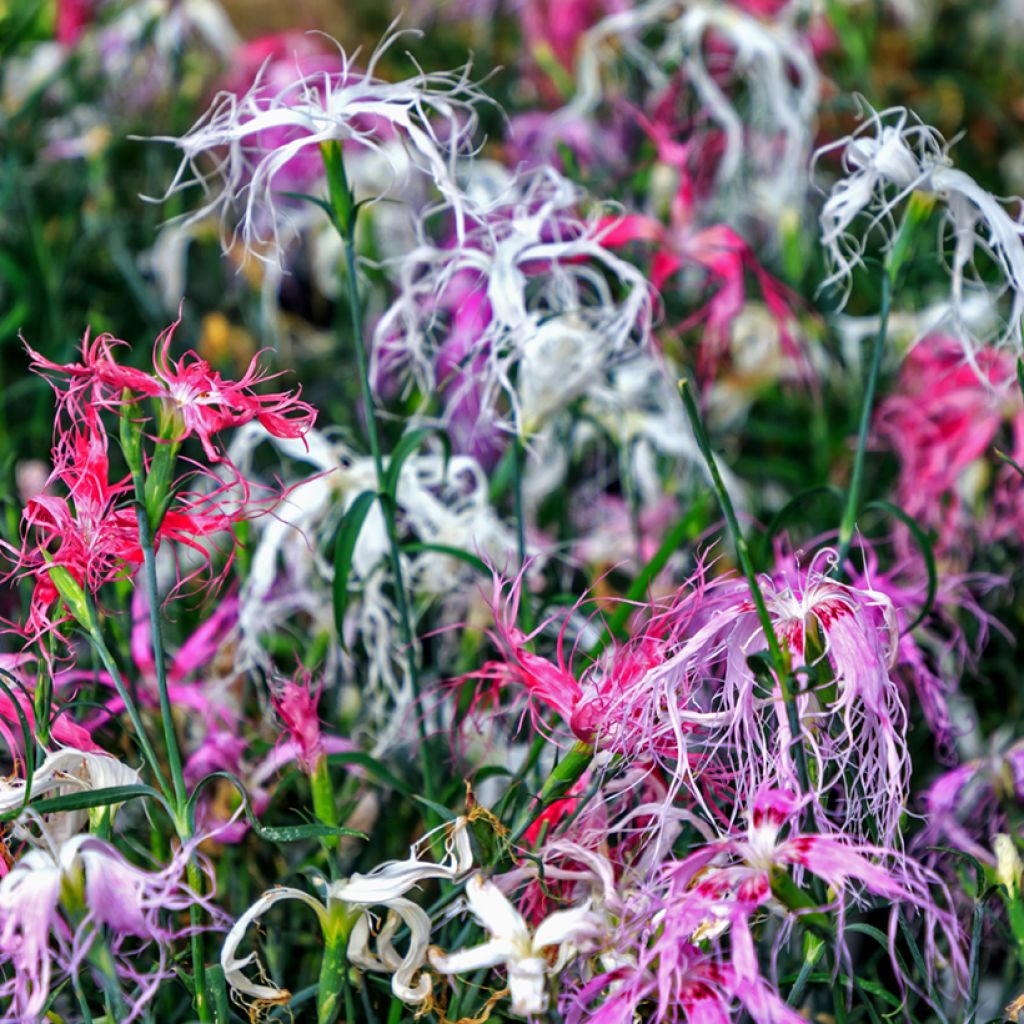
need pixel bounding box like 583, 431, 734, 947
150, 25, 486, 261
373, 165, 652, 440
0, 748, 142, 843
221, 816, 473, 1007
816, 104, 1024, 364
429, 874, 603, 1016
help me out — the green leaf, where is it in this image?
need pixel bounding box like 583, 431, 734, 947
401, 542, 489, 576
760, 485, 844, 559
332, 490, 377, 650
412, 795, 457, 822
0, 670, 35, 823
385, 425, 448, 501
864, 499, 937, 633
995, 447, 1024, 481
324, 751, 412, 798
185, 769, 365, 843
32, 784, 164, 815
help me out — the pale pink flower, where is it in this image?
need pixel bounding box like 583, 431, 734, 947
0, 833, 218, 1022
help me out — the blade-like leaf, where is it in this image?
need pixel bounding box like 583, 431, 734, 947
32, 784, 165, 815
332, 490, 377, 649
185, 769, 365, 843
864, 499, 937, 633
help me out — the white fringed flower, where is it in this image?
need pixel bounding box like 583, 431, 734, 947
373, 165, 652, 438
150, 25, 486, 261
229, 424, 521, 751
429, 874, 603, 1016
220, 817, 473, 1007
569, 0, 819, 217
816, 104, 1024, 363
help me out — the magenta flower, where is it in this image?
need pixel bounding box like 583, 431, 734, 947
917, 741, 1024, 866
271, 674, 326, 773
373, 166, 652, 442
666, 787, 967, 999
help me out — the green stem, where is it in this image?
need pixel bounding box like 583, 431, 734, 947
317, 907, 352, 1024
85, 610, 170, 802
323, 143, 436, 811
131, 471, 188, 811
186, 859, 212, 1024
512, 433, 535, 634
678, 381, 811, 797
835, 268, 891, 574
130, 470, 211, 1022
311, 756, 340, 855
509, 740, 594, 844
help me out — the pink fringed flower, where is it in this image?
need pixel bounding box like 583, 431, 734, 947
26, 314, 317, 466
468, 567, 731, 769
2, 409, 234, 650
874, 333, 1020, 553
272, 674, 326, 773
666, 787, 967, 998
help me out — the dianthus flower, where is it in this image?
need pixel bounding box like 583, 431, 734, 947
0, 832, 219, 1022
373, 165, 652, 444
221, 816, 473, 1008
816, 104, 1024, 362
874, 332, 1020, 551
26, 314, 316, 465
2, 406, 239, 651
152, 26, 487, 259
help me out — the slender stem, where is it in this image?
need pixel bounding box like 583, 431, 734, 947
132, 471, 188, 811
512, 433, 535, 635
85, 611, 170, 802
678, 380, 811, 796
325, 147, 436, 810
835, 268, 891, 574
185, 853, 212, 1022
130, 471, 211, 1022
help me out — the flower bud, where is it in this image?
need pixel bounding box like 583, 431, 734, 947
996, 834, 1023, 897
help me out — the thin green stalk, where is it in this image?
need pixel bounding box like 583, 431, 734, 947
678, 380, 811, 796
512, 433, 535, 634
130, 468, 211, 1022
835, 268, 891, 574
84, 608, 170, 802
323, 143, 436, 810
131, 471, 188, 811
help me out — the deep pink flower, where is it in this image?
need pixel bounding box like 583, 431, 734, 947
2, 407, 241, 650
597, 148, 803, 382
56, 0, 96, 46
26, 316, 316, 466
874, 333, 1018, 552
272, 675, 326, 773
